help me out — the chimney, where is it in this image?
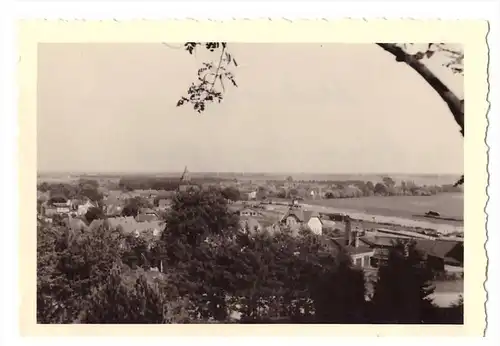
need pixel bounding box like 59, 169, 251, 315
354, 230, 360, 248
345, 216, 352, 246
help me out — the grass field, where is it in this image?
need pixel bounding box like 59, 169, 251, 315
306, 193, 463, 222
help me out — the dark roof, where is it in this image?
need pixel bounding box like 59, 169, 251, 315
319, 212, 348, 222
361, 236, 463, 265
282, 209, 320, 223
320, 218, 336, 229
414, 239, 462, 260
323, 236, 373, 255
344, 245, 375, 255
360, 233, 417, 246
50, 195, 67, 203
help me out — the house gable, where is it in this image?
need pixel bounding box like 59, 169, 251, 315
307, 217, 323, 235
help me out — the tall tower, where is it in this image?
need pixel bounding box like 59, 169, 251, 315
180, 166, 191, 183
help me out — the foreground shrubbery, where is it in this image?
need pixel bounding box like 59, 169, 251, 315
37, 188, 463, 324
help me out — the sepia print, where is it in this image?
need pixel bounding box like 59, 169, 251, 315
20, 20, 487, 335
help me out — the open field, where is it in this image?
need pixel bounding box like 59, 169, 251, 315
272, 193, 464, 234
304, 194, 463, 221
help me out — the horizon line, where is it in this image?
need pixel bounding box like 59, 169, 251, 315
37, 170, 462, 176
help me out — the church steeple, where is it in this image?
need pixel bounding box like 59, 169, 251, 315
180, 166, 191, 183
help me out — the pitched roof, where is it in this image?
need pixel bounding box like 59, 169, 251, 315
281, 209, 320, 223
320, 219, 337, 229
106, 216, 137, 230
360, 235, 398, 247
344, 245, 375, 256
303, 210, 320, 223
106, 216, 164, 236
158, 198, 172, 207
136, 213, 159, 222
281, 209, 305, 222
361, 236, 463, 265
414, 239, 462, 260
329, 236, 375, 255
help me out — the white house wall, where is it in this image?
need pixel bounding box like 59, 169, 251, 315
307, 217, 323, 235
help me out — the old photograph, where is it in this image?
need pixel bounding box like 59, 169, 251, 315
36, 42, 465, 324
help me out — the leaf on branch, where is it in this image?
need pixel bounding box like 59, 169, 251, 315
184, 42, 200, 55
178, 42, 239, 113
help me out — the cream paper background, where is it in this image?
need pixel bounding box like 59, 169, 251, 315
18, 19, 488, 337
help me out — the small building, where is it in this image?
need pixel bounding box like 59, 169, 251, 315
238, 208, 261, 217
105, 216, 163, 238
41, 197, 72, 217
280, 209, 323, 235
331, 226, 375, 268
158, 198, 172, 211
77, 200, 97, 216
245, 191, 257, 200
105, 204, 123, 217
136, 208, 159, 222
359, 233, 464, 272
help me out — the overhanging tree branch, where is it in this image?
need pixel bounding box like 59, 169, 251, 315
376, 43, 464, 137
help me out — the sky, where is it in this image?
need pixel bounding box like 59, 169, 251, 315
37, 43, 464, 174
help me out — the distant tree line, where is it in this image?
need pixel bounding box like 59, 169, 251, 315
266, 176, 462, 200
38, 178, 104, 203
116, 177, 233, 192
37, 188, 463, 324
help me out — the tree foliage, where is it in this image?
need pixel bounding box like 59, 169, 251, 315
122, 196, 153, 217
370, 240, 436, 323
37, 189, 463, 324
85, 206, 105, 224
37, 222, 124, 323
221, 186, 241, 202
